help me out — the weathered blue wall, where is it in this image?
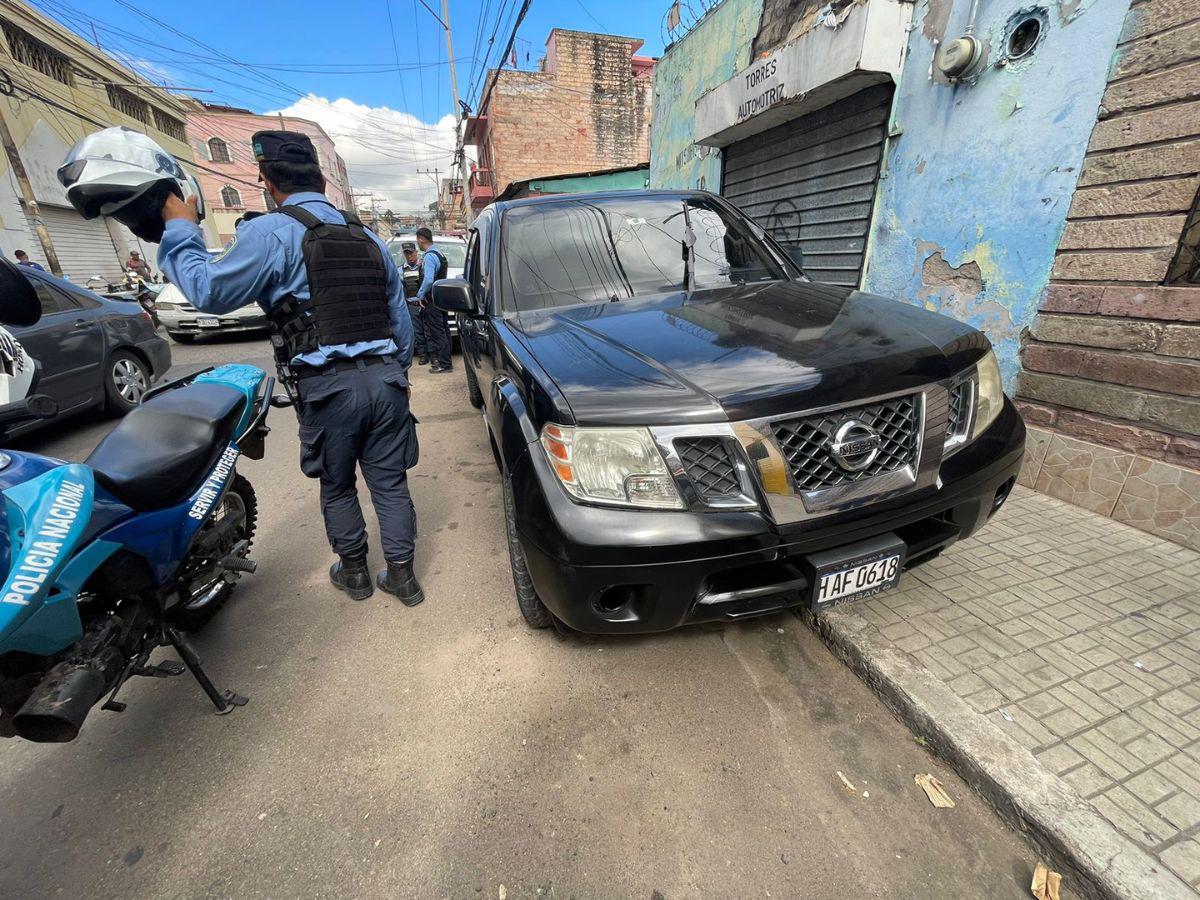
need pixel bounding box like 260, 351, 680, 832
649, 0, 764, 191
862, 0, 1132, 388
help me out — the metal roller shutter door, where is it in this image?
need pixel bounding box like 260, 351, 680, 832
24, 206, 123, 284
721, 82, 893, 287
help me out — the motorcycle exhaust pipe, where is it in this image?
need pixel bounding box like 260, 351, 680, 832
13, 648, 124, 743
13, 620, 126, 743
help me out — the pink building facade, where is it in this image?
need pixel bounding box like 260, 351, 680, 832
183, 102, 352, 245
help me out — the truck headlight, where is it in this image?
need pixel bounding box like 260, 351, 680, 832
541, 424, 683, 509
971, 349, 1004, 440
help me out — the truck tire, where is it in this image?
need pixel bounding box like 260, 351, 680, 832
502, 474, 554, 629
464, 362, 484, 409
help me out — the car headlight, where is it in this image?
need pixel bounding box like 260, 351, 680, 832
540, 424, 683, 509
971, 349, 1004, 440
154, 299, 181, 310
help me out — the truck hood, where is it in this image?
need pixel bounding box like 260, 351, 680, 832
508, 281, 988, 425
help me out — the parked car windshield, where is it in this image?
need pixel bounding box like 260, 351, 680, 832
499, 196, 788, 311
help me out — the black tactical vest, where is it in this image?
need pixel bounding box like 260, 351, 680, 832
266, 205, 392, 372
425, 247, 449, 282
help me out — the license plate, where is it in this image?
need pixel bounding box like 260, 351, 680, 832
197, 316, 220, 328
807, 534, 905, 610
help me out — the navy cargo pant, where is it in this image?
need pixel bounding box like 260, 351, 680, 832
422, 301, 452, 368
406, 299, 426, 357
294, 357, 417, 563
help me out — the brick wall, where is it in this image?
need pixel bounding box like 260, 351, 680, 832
1016, 0, 1200, 549
486, 30, 652, 193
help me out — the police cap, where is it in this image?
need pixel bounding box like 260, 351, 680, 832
251, 130, 318, 164
400, 241, 417, 251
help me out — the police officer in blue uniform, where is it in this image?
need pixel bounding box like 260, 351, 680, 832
415, 227, 452, 373
158, 130, 425, 606
400, 242, 428, 365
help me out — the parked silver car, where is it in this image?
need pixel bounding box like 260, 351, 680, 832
154, 253, 268, 343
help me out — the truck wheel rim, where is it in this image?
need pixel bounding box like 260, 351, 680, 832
114, 358, 147, 403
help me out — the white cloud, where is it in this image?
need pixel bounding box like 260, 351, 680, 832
269, 94, 459, 213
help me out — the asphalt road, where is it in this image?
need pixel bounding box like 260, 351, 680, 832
0, 333, 1066, 899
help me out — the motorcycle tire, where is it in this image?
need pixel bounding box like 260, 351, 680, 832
172, 474, 258, 632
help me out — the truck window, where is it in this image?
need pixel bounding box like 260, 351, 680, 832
499, 197, 787, 312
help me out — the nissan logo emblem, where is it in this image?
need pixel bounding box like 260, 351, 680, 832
830, 419, 881, 472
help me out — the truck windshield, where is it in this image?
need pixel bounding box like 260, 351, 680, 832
499, 196, 788, 311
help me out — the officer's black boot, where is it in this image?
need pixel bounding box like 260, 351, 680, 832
376, 559, 425, 606
330, 555, 373, 601
416, 353, 430, 366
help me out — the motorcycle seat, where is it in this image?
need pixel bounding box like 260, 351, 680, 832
86, 383, 248, 511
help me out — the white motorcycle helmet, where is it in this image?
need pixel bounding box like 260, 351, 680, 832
58, 126, 205, 243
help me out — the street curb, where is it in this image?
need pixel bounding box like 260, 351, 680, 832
806, 609, 1198, 900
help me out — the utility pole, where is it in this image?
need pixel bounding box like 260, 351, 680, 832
0, 98, 61, 275
440, 0, 465, 224
418, 167, 444, 229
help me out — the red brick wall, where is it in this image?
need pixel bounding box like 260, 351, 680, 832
1017, 0, 1200, 471
484, 30, 652, 193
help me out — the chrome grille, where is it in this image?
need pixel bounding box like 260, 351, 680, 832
676, 437, 741, 500
947, 381, 970, 440
773, 395, 920, 492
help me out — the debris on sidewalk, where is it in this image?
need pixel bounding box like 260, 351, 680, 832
1031, 863, 1062, 900
914, 773, 955, 808
836, 771, 857, 793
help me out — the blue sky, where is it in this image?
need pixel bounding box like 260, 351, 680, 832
51, 0, 669, 209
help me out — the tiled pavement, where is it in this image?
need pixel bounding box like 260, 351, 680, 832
826, 485, 1200, 890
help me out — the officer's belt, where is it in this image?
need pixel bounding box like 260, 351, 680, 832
294, 354, 397, 379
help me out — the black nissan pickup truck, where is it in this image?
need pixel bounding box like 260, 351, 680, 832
434, 190, 1025, 633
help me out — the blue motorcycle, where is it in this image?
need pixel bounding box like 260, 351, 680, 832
0, 362, 284, 742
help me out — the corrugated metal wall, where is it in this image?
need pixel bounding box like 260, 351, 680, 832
721, 82, 893, 287
23, 206, 123, 283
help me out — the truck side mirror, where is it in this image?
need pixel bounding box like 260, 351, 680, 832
433, 278, 479, 316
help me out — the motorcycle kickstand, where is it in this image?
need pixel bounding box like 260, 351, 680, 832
165, 626, 248, 715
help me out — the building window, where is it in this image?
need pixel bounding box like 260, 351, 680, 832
106, 84, 150, 125
1166, 185, 1200, 285
1, 20, 74, 85
152, 108, 187, 142
208, 137, 231, 163
263, 190, 277, 211
220, 186, 243, 208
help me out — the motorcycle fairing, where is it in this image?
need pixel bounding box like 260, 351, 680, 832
0, 465, 95, 654
195, 365, 265, 436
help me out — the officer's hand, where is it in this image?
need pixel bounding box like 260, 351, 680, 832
162, 193, 200, 224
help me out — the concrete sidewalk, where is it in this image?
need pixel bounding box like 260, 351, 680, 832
814, 486, 1200, 898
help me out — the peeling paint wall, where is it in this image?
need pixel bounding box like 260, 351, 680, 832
648, 0, 764, 191
861, 0, 1133, 388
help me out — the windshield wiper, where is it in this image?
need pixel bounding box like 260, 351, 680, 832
681, 202, 696, 295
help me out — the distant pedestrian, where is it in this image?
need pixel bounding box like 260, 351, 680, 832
400, 242, 428, 365
14, 250, 44, 272
416, 227, 451, 374
125, 250, 151, 278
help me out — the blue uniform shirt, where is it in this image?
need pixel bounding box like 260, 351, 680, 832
158, 192, 413, 368
415, 243, 442, 302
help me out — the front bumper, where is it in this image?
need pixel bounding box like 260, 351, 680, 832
512, 399, 1025, 634
160, 308, 269, 336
